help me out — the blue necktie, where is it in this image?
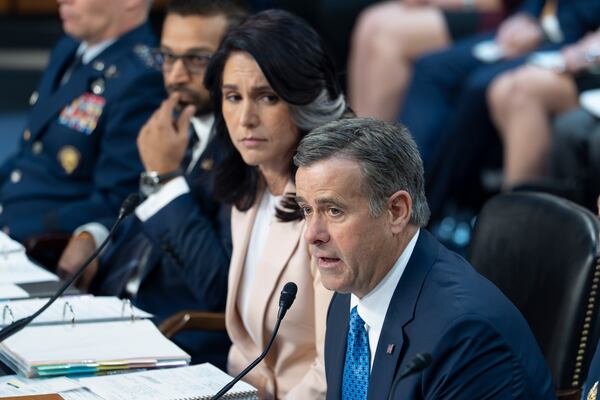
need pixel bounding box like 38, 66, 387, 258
342, 306, 370, 400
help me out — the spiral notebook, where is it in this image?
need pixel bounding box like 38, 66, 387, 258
77, 363, 258, 400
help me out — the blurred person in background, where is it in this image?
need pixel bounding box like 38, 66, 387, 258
0, 0, 164, 247
349, 0, 522, 121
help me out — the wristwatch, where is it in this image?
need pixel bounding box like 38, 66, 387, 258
140, 169, 183, 196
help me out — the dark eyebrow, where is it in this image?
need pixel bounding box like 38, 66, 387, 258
221, 84, 274, 93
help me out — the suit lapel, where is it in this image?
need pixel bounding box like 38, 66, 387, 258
247, 181, 303, 345
226, 193, 261, 350
327, 293, 350, 400
368, 230, 439, 399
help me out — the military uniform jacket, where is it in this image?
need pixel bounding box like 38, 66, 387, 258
0, 23, 165, 241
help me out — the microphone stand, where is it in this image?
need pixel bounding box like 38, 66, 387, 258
211, 282, 297, 400
0, 194, 141, 343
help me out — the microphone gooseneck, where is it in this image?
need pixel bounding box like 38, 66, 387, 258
387, 352, 432, 400
211, 282, 298, 400
0, 194, 141, 343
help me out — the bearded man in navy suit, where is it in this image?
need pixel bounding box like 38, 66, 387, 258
294, 117, 556, 399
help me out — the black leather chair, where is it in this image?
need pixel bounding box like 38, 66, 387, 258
469, 191, 600, 398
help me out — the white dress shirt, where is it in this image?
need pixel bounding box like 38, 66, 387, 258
238, 191, 281, 343
350, 229, 420, 368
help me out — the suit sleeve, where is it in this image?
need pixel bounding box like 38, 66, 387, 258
284, 256, 332, 400
138, 190, 232, 311
422, 317, 546, 400
40, 70, 164, 234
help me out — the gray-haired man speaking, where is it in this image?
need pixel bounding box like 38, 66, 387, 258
294, 117, 555, 399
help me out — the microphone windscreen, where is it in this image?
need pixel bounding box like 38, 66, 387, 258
279, 282, 298, 311
120, 193, 142, 217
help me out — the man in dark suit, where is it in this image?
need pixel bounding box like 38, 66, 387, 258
0, 0, 165, 242
399, 0, 600, 220
56, 0, 248, 367
294, 117, 555, 399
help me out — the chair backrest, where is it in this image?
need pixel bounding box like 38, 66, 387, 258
469, 191, 600, 390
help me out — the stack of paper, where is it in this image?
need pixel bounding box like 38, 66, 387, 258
79, 363, 258, 400
0, 232, 25, 255
0, 296, 153, 327
0, 319, 190, 377
0, 252, 58, 286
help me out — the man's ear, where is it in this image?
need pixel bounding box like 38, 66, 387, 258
387, 190, 412, 234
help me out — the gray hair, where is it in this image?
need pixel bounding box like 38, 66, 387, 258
288, 90, 347, 131
294, 117, 430, 226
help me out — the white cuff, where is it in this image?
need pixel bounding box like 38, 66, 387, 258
74, 222, 109, 250
135, 176, 191, 222
541, 15, 564, 43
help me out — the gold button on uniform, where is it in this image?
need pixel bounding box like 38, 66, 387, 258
32, 141, 43, 155
23, 129, 31, 141
93, 61, 105, 71
10, 170, 21, 183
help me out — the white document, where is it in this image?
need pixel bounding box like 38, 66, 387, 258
0, 375, 82, 396
0, 252, 58, 284
78, 363, 258, 400
0, 296, 153, 327
0, 231, 25, 255
580, 89, 600, 118
0, 283, 29, 301
0, 319, 190, 377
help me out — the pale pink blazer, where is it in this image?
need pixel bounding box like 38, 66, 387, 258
225, 182, 332, 399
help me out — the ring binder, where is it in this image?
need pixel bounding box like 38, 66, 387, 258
121, 299, 136, 322
2, 305, 14, 325
61, 302, 75, 326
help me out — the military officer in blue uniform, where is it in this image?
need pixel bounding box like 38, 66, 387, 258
0, 0, 165, 242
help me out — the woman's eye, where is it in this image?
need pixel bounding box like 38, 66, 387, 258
260, 94, 279, 104
224, 93, 241, 102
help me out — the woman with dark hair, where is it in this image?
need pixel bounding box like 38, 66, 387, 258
204, 9, 347, 399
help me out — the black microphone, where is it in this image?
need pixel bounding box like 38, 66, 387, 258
211, 282, 298, 400
387, 352, 432, 400
0, 193, 142, 343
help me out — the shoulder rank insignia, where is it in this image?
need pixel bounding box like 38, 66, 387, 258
134, 44, 155, 68
58, 145, 81, 175
58, 93, 106, 135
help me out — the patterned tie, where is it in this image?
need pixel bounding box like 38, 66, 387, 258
342, 306, 370, 400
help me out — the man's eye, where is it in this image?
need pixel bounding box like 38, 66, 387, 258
162, 53, 176, 64
186, 54, 211, 67
328, 208, 342, 216
301, 206, 312, 216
